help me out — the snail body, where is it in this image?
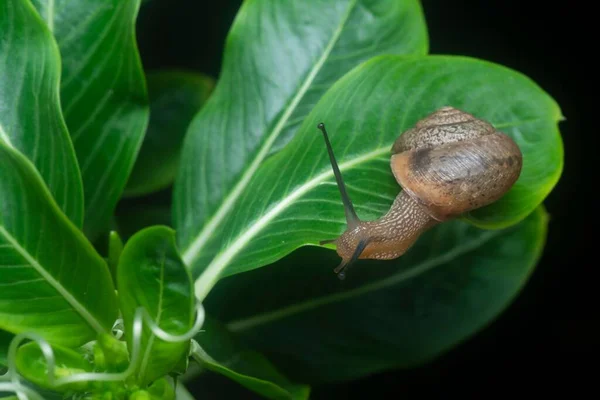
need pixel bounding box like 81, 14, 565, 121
317, 106, 522, 279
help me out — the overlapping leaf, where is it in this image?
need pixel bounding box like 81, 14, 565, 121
0, 0, 83, 226
15, 342, 93, 393
32, 0, 150, 239
125, 71, 215, 197
191, 55, 563, 300
0, 142, 118, 347
117, 226, 194, 386
174, 0, 429, 274
193, 317, 309, 400
205, 207, 547, 382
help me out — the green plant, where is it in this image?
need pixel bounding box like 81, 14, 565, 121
0, 0, 563, 399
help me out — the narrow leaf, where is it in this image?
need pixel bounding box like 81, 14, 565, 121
0, 0, 83, 226
205, 207, 548, 382
31, 0, 150, 239
117, 226, 194, 386
174, 0, 428, 273
193, 317, 309, 400
125, 71, 215, 197
193, 55, 563, 299
0, 142, 118, 347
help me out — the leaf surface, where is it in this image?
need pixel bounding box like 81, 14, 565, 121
0, 0, 83, 225
174, 0, 429, 274
15, 342, 93, 393
205, 207, 548, 382
0, 142, 118, 347
32, 0, 150, 239
117, 226, 194, 386
193, 317, 310, 400
192, 55, 563, 299
125, 71, 214, 197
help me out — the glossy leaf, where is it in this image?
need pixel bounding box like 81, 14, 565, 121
125, 71, 215, 197
107, 231, 123, 284
205, 207, 548, 382
174, 0, 428, 274
0, 142, 118, 347
0, 0, 83, 226
117, 226, 194, 386
193, 317, 310, 400
192, 55, 563, 299
32, 0, 150, 239
15, 342, 93, 393
146, 378, 176, 399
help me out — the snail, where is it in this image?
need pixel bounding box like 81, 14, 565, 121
317, 106, 523, 280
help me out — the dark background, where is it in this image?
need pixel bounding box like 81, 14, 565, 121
135, 0, 594, 396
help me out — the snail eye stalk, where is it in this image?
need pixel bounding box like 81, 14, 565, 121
317, 122, 360, 230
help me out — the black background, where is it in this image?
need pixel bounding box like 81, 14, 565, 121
135, 0, 594, 397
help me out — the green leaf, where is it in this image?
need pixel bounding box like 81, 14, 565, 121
146, 378, 175, 400
15, 342, 93, 393
107, 230, 123, 285
31, 0, 150, 240
192, 317, 309, 400
125, 71, 215, 197
0, 142, 118, 347
205, 207, 548, 382
191, 55, 563, 299
93, 333, 130, 373
117, 226, 194, 386
174, 0, 428, 275
0, 0, 83, 226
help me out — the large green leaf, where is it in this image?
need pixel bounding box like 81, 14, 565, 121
174, 0, 429, 274
192, 317, 309, 400
32, 0, 150, 239
0, 0, 83, 226
117, 226, 194, 386
205, 207, 548, 382
192, 55, 563, 300
125, 71, 215, 197
0, 142, 118, 347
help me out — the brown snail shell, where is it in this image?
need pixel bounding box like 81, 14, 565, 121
317, 106, 523, 279
390, 107, 522, 221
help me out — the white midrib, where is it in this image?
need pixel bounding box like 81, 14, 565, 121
46, 0, 55, 32
138, 254, 166, 381
226, 230, 503, 332
194, 146, 389, 301
0, 125, 14, 147
182, 0, 357, 268
0, 226, 105, 334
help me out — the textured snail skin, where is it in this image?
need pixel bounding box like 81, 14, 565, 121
328, 106, 523, 265
334, 190, 437, 261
